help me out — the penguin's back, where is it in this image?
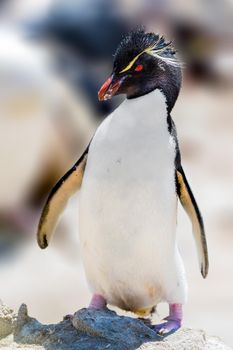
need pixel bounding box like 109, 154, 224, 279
79, 90, 187, 311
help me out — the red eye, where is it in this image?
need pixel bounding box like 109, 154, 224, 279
135, 64, 143, 72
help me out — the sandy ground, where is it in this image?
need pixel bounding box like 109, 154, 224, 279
0, 84, 233, 346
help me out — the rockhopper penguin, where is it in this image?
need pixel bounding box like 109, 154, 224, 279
37, 29, 209, 335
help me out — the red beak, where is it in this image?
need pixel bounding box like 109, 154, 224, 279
98, 75, 123, 101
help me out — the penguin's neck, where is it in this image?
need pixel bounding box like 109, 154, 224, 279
112, 89, 169, 134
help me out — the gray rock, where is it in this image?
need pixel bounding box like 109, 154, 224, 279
0, 303, 17, 339
72, 308, 159, 349
0, 303, 231, 350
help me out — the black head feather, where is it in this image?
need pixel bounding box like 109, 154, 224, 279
113, 28, 177, 72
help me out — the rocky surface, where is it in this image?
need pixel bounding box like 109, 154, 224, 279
0, 301, 17, 339
0, 303, 231, 350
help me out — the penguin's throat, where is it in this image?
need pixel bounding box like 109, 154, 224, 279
120, 89, 168, 130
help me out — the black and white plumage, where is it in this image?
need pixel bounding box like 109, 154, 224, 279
37, 28, 208, 334
99, 28, 183, 113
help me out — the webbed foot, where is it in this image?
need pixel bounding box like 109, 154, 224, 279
153, 303, 182, 337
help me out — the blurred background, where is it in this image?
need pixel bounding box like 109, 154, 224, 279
0, 0, 233, 346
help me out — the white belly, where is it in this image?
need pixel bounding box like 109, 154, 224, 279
79, 90, 187, 311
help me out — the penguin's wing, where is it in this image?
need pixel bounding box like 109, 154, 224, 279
37, 146, 89, 249
176, 166, 209, 278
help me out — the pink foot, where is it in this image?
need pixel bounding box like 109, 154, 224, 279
153, 303, 182, 336
88, 294, 107, 310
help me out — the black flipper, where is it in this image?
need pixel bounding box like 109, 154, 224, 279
37, 146, 89, 249
176, 167, 209, 278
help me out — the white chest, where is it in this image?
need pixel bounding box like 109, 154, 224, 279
79, 90, 179, 309
82, 90, 176, 209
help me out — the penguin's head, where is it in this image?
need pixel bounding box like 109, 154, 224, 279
98, 28, 183, 111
